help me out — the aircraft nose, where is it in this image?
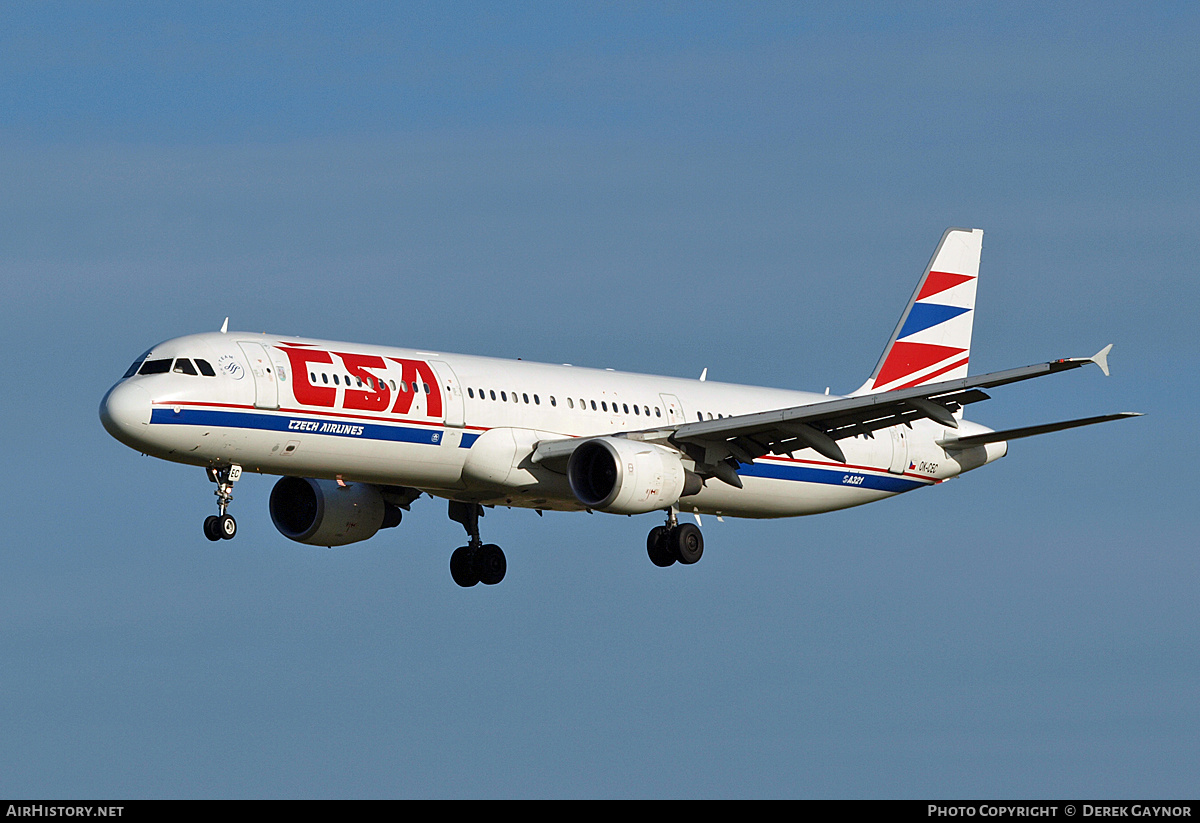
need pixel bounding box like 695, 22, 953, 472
100, 381, 152, 442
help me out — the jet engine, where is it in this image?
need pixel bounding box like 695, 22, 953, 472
269, 477, 402, 547
566, 437, 702, 515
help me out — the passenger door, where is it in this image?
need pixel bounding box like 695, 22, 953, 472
888, 426, 909, 475
659, 393, 685, 426
430, 360, 465, 428
237, 341, 279, 410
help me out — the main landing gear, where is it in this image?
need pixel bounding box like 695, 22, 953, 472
447, 501, 506, 587
646, 509, 704, 568
203, 464, 241, 541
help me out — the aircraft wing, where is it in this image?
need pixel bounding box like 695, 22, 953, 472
663, 345, 1140, 483
532, 345, 1137, 486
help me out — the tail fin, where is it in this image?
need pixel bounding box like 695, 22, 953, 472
853, 227, 983, 395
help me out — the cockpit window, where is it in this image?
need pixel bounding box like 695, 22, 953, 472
173, 358, 198, 375
195, 359, 216, 377
138, 358, 172, 375
123, 350, 152, 378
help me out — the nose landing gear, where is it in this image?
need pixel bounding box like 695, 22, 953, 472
203, 464, 241, 541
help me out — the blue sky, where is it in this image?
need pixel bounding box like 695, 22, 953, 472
2, 3, 1197, 798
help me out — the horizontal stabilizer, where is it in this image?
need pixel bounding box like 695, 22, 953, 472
937, 412, 1142, 449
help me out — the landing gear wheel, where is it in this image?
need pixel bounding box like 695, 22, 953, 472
672, 522, 704, 565
476, 543, 507, 586
205, 465, 241, 542
203, 515, 222, 542
447, 502, 507, 587
450, 546, 480, 588
647, 525, 675, 567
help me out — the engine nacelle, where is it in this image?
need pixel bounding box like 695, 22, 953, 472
566, 437, 701, 515
269, 477, 402, 547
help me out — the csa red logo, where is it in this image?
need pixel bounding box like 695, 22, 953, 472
278, 345, 443, 418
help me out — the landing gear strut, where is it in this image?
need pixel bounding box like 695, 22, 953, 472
203, 464, 241, 541
448, 501, 506, 587
647, 508, 704, 567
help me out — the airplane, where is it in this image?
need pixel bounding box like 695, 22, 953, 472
99, 228, 1139, 587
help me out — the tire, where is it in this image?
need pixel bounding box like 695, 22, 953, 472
647, 525, 675, 567
218, 514, 237, 540
450, 546, 480, 587
203, 515, 222, 542
672, 523, 703, 565
475, 544, 507, 586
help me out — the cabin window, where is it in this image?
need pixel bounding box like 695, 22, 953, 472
522, 393, 529, 404
501, 391, 507, 402
633, 405, 640, 415
490, 390, 496, 400
655, 407, 661, 417
548, 396, 553, 406
623, 403, 629, 414
423, 383, 430, 394
590, 400, 597, 410
196, 359, 216, 377
467, 388, 474, 398
567, 398, 574, 409
512, 392, 519, 403
137, 359, 172, 376
534, 395, 541, 405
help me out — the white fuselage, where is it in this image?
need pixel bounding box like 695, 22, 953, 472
100, 331, 1004, 519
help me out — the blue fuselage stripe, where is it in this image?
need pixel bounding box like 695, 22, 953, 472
740, 460, 929, 493
150, 408, 926, 490
150, 407, 449, 446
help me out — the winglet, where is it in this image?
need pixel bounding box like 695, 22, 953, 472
1091, 343, 1113, 377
